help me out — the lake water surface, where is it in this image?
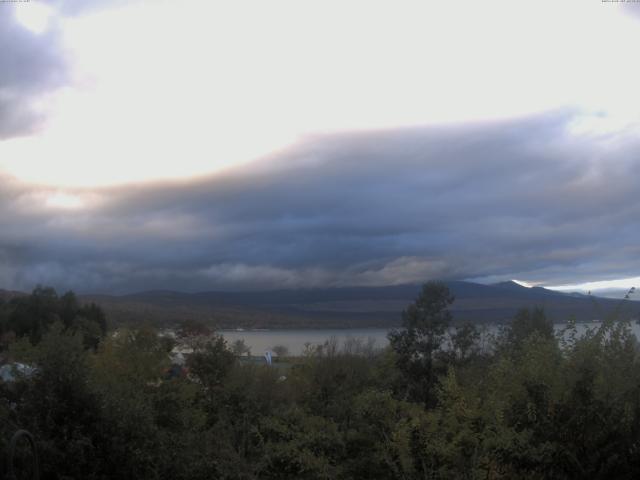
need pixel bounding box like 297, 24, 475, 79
219, 321, 640, 356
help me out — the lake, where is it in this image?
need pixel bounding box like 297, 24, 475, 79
219, 328, 390, 356
219, 321, 640, 356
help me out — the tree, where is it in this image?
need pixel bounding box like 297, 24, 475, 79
231, 338, 251, 356
13, 323, 102, 478
89, 326, 174, 479
505, 307, 554, 350
177, 320, 213, 352
343, 390, 421, 479
388, 281, 454, 406
448, 323, 481, 365
7, 286, 60, 344
418, 368, 486, 479
178, 319, 211, 338
188, 335, 236, 391
271, 345, 289, 357
3, 287, 107, 349
257, 407, 343, 480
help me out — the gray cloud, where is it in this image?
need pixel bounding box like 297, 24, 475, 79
0, 3, 69, 139
3, 110, 640, 293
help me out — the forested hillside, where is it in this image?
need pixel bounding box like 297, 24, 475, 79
2, 283, 640, 478
79, 281, 640, 329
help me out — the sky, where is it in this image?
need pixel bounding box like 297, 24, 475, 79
1, 0, 640, 294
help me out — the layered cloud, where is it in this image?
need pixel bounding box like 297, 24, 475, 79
2, 110, 640, 293
2, 1, 640, 293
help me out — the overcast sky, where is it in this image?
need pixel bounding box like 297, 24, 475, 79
1, 0, 640, 294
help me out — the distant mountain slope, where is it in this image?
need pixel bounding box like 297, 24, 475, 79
0, 289, 26, 301
78, 280, 640, 329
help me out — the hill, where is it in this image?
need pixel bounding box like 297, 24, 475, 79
78, 280, 640, 329
0, 289, 26, 302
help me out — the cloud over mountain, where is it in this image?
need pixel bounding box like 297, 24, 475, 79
2, 110, 640, 293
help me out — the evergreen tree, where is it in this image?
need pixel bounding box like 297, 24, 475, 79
388, 281, 454, 406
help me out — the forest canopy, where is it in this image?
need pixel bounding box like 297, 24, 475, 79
1, 283, 640, 479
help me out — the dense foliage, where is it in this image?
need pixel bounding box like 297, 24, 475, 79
2, 283, 640, 479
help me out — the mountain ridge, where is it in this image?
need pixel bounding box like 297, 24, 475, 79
71, 281, 640, 328
3, 282, 637, 328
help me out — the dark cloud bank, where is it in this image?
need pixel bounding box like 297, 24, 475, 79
2, 110, 640, 293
